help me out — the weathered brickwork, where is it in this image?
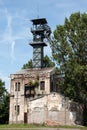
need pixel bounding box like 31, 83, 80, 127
9, 67, 83, 125
9, 68, 55, 124
27, 93, 83, 125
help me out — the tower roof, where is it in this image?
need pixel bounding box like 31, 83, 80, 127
31, 18, 47, 25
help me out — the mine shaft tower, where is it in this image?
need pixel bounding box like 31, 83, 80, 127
30, 18, 51, 68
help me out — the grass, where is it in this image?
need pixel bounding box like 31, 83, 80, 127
0, 124, 45, 128
0, 124, 87, 130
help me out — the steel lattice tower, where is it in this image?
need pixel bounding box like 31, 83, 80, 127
30, 18, 51, 68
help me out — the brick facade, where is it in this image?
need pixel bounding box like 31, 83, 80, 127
9, 67, 83, 125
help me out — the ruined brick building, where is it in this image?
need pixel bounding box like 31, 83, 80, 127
9, 18, 83, 125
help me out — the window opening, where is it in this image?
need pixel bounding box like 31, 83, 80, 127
40, 81, 45, 90
15, 105, 20, 115
15, 82, 20, 91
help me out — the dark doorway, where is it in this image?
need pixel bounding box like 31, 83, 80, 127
24, 112, 27, 123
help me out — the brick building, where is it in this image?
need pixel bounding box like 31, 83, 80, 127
9, 67, 83, 125
9, 67, 56, 124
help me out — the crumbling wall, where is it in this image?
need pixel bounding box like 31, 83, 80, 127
27, 93, 83, 126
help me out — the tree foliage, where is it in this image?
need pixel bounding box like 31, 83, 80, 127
22, 59, 33, 69
43, 55, 55, 67
22, 55, 55, 69
0, 79, 9, 124
50, 12, 87, 103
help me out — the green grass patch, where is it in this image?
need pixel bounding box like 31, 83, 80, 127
0, 124, 45, 128
0, 124, 86, 129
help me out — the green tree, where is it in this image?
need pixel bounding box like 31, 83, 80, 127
43, 55, 55, 67
22, 55, 55, 69
0, 79, 9, 124
22, 59, 33, 69
50, 12, 87, 103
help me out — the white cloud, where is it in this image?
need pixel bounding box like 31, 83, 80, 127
11, 41, 15, 63
0, 7, 31, 63
6, 11, 12, 35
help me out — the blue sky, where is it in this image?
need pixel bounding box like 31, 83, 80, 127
0, 0, 87, 91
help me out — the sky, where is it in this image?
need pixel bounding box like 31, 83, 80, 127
0, 0, 87, 91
